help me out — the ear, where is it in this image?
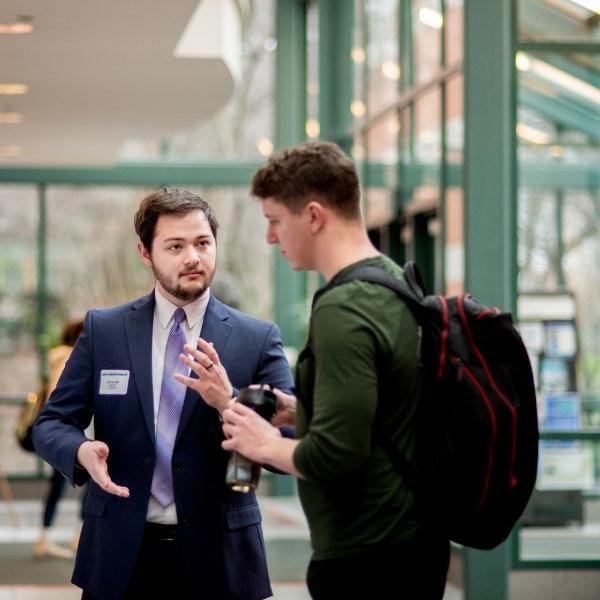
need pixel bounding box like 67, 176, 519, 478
306, 201, 327, 234
137, 241, 152, 267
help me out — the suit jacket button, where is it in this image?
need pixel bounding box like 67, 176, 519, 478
181, 517, 188, 524
174, 462, 182, 472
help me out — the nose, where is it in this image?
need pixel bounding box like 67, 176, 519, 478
266, 226, 277, 245
183, 246, 200, 265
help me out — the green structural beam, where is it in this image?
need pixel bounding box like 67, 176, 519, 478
520, 86, 600, 142
318, 0, 354, 147
0, 161, 262, 186
36, 183, 48, 380
274, 0, 308, 352
270, 0, 309, 496
464, 0, 517, 312
464, 0, 516, 598
519, 0, 600, 48
0, 161, 597, 190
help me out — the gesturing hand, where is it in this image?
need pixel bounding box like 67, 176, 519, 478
176, 338, 233, 414
76, 441, 130, 498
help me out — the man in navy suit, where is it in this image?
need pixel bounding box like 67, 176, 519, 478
33, 188, 294, 600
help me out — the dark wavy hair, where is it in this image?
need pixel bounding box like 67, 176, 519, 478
134, 188, 219, 250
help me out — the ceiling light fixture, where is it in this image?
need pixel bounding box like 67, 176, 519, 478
350, 100, 366, 118
529, 56, 600, 105
0, 145, 22, 157
381, 60, 401, 81
257, 138, 273, 157
305, 118, 320, 138
0, 112, 25, 124
569, 0, 600, 15
351, 47, 366, 64
515, 52, 531, 72
418, 7, 443, 29
0, 84, 29, 95
0, 16, 34, 34
517, 123, 552, 145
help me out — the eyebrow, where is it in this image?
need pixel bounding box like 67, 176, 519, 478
162, 235, 211, 243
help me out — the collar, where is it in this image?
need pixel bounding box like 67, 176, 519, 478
154, 287, 211, 329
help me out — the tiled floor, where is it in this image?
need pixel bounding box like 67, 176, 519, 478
0, 584, 461, 600
0, 584, 311, 599
0, 497, 461, 599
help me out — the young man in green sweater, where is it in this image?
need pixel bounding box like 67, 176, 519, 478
221, 141, 449, 599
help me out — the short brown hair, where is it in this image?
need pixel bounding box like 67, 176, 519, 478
251, 141, 361, 219
134, 188, 219, 250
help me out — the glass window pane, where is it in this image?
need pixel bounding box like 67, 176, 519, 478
415, 88, 442, 172
366, 0, 400, 114
517, 51, 600, 164
517, 47, 600, 561
306, 2, 320, 137
446, 74, 464, 164
365, 113, 400, 235
353, 0, 367, 115
445, 0, 464, 65
134, 4, 275, 161
366, 113, 400, 164
47, 186, 273, 321
47, 187, 152, 318
444, 187, 464, 296
0, 186, 39, 395
519, 0, 600, 44
0, 185, 41, 475
413, 0, 442, 86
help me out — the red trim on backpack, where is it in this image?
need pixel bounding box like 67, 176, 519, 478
475, 307, 501, 320
437, 296, 449, 379
457, 295, 519, 490
461, 364, 498, 510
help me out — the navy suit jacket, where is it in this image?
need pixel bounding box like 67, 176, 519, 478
33, 292, 294, 600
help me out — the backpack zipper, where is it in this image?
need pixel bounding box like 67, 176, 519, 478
456, 295, 519, 490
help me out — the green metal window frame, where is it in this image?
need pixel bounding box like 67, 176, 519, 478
511, 0, 600, 576
0, 164, 265, 479
511, 430, 600, 571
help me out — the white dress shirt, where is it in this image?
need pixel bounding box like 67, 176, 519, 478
146, 287, 210, 524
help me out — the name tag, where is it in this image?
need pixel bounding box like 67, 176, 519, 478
99, 370, 130, 395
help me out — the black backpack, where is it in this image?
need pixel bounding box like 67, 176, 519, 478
314, 261, 539, 550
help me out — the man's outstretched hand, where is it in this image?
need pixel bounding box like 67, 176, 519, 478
76, 441, 130, 497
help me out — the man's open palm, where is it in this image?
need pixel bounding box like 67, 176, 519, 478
77, 441, 130, 497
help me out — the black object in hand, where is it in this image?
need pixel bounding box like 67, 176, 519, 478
225, 387, 276, 493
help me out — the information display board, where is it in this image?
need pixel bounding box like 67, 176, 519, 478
518, 293, 593, 497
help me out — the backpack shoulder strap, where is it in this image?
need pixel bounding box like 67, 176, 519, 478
312, 263, 425, 315
402, 261, 427, 300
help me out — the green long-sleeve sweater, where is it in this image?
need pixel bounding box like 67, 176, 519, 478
293, 255, 422, 560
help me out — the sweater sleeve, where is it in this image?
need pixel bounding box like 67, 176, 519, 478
293, 302, 380, 481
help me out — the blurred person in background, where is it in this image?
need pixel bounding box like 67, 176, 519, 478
33, 317, 85, 559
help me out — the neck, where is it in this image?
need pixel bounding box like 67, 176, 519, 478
316, 225, 380, 281
155, 284, 198, 308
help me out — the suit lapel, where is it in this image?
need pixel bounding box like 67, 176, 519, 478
176, 294, 232, 442
125, 293, 156, 444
